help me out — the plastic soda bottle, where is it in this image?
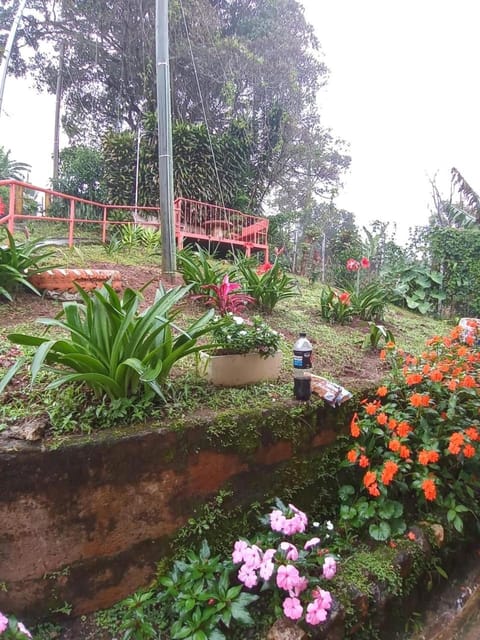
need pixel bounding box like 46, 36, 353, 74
293, 333, 313, 400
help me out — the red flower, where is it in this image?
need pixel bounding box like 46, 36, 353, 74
346, 258, 360, 272
339, 291, 351, 305
360, 256, 370, 269
257, 261, 273, 275
381, 460, 399, 485
359, 455, 370, 468
347, 449, 358, 463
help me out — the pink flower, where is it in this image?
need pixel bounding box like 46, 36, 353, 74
346, 258, 360, 271
304, 537, 321, 550
276, 564, 302, 592
306, 600, 328, 625
270, 509, 287, 532
232, 540, 248, 564
280, 542, 299, 561
238, 564, 258, 588
18, 621, 32, 638
360, 256, 370, 269
313, 587, 333, 610
283, 596, 303, 620
259, 548, 276, 581
242, 545, 262, 570
0, 613, 8, 633
339, 291, 350, 305
290, 575, 308, 597
322, 556, 337, 580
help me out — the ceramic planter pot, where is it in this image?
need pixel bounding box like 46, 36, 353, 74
197, 350, 282, 386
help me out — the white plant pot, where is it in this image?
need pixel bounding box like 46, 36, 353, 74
197, 350, 282, 386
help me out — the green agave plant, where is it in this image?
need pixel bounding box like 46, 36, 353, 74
0, 283, 215, 401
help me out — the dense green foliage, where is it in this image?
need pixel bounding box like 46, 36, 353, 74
430, 227, 480, 317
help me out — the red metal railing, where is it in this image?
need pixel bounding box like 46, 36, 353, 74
0, 181, 269, 260
175, 197, 269, 260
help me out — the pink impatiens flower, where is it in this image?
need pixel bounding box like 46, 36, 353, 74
232, 539, 248, 563
322, 556, 337, 580
280, 542, 299, 561
259, 548, 276, 581
283, 596, 303, 620
276, 564, 303, 592
270, 509, 287, 532
304, 536, 321, 550
0, 613, 8, 633
238, 564, 258, 588
306, 599, 328, 625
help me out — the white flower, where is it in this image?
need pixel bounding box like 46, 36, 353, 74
233, 316, 244, 325
326, 520, 334, 531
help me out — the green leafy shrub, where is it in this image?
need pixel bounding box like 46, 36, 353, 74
177, 246, 226, 295
0, 229, 58, 301
318, 286, 354, 324
389, 264, 445, 315
233, 257, 296, 313
350, 281, 391, 322
0, 284, 214, 401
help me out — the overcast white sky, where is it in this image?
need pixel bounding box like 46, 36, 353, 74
2, 0, 480, 244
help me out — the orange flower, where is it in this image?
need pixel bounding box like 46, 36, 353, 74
418, 449, 439, 465
387, 417, 398, 431
447, 379, 458, 392
399, 445, 411, 459
429, 369, 443, 383
450, 326, 462, 340
463, 444, 476, 458
421, 478, 437, 501
368, 482, 380, 497
457, 346, 468, 357
396, 421, 412, 438
376, 386, 388, 397
448, 432, 464, 455
364, 401, 379, 416
386, 341, 396, 349
405, 373, 423, 386
407, 531, 417, 541
466, 427, 479, 441
388, 439, 401, 453
379, 349, 386, 361
381, 460, 399, 485
461, 375, 476, 388
363, 470, 377, 488
359, 455, 370, 468
422, 364, 431, 375
377, 412, 388, 426
347, 449, 358, 463
350, 412, 360, 438
410, 393, 430, 408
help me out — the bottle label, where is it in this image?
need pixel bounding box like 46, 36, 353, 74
293, 350, 312, 369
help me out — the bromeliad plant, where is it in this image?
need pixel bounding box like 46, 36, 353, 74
232, 500, 337, 628
340, 326, 480, 541
0, 228, 58, 301
193, 274, 254, 315
0, 284, 215, 401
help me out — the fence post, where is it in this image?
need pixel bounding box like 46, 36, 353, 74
8, 182, 15, 234
102, 206, 108, 243
68, 198, 75, 247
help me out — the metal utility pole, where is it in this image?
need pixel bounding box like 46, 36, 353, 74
0, 0, 29, 120
155, 0, 176, 282
52, 42, 65, 181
